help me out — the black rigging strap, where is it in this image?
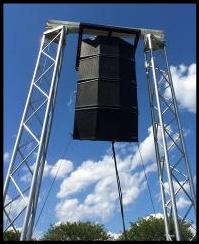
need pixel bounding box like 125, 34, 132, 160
112, 141, 128, 241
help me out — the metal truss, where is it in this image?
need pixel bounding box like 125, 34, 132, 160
3, 19, 196, 242
3, 25, 65, 240
144, 34, 196, 241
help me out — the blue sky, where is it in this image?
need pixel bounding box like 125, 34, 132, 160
4, 4, 196, 239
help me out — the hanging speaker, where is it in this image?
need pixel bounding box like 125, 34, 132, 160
73, 35, 138, 142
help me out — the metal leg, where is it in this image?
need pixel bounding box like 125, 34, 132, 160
144, 34, 196, 241
3, 25, 66, 240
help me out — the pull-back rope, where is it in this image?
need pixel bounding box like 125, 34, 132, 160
112, 142, 128, 240
32, 137, 72, 236
137, 142, 156, 215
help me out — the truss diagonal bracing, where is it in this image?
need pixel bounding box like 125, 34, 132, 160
3, 26, 65, 240
144, 34, 196, 241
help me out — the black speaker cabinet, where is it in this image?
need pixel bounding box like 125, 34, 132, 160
73, 35, 138, 142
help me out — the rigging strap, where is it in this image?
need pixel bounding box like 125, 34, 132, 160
112, 141, 128, 240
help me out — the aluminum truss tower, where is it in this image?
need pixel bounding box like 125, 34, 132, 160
144, 34, 196, 241
3, 20, 196, 241
3, 25, 65, 240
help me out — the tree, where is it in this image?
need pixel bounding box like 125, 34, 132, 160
118, 216, 193, 241
3, 230, 20, 241
41, 221, 112, 241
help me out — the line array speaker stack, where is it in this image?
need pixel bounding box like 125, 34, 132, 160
73, 35, 138, 142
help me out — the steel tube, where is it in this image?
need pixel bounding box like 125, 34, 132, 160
147, 34, 181, 241
144, 51, 171, 241
20, 27, 65, 240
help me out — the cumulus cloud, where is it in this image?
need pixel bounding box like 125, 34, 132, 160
176, 196, 191, 209
20, 173, 32, 183
67, 95, 73, 107
4, 195, 29, 222
4, 152, 10, 162
7, 226, 22, 234
108, 142, 136, 157
48, 159, 74, 179
108, 231, 121, 240
161, 179, 193, 228
166, 63, 196, 113
144, 212, 164, 220
20, 159, 73, 183
130, 126, 157, 171
189, 224, 196, 236
163, 180, 190, 195
55, 123, 191, 223
55, 127, 158, 223
164, 179, 193, 203
67, 90, 76, 110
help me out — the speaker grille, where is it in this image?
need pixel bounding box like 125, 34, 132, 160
73, 35, 138, 142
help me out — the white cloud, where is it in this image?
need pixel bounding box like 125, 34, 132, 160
20, 161, 49, 183
165, 63, 196, 113
67, 91, 76, 109
144, 212, 164, 220
189, 224, 196, 236
176, 196, 191, 209
55, 127, 158, 223
20, 173, 32, 183
109, 142, 136, 157
4, 152, 10, 162
42, 161, 52, 177
67, 95, 73, 107
53, 221, 62, 227
50, 159, 74, 179
129, 126, 162, 171
43, 160, 74, 179
4, 196, 44, 239
32, 229, 44, 240
163, 180, 190, 196
20, 159, 73, 182
108, 231, 121, 240
162, 179, 193, 219
7, 226, 22, 232
56, 157, 114, 199
4, 195, 29, 221
56, 122, 188, 223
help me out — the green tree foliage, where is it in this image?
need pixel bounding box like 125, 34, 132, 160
41, 221, 112, 241
3, 230, 21, 241
118, 216, 193, 241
